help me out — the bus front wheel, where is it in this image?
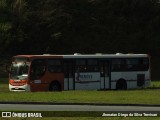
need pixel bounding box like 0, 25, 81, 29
49, 81, 61, 91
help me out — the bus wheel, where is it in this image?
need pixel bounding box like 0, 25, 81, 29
49, 81, 61, 91
116, 79, 127, 90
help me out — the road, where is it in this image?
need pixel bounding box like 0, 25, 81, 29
0, 104, 160, 111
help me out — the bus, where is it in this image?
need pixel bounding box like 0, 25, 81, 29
8, 53, 151, 92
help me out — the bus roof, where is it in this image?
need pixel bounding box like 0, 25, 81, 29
14, 53, 149, 59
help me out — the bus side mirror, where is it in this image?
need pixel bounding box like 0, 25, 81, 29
6, 65, 11, 73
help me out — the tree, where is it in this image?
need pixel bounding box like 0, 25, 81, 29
0, 0, 12, 56
1, 0, 160, 56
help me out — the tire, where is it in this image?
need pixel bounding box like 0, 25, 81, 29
116, 79, 127, 90
49, 82, 61, 91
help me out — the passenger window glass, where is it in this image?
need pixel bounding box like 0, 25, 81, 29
88, 59, 97, 65
126, 58, 149, 71
48, 60, 62, 73
76, 60, 86, 72
87, 59, 99, 72
126, 59, 139, 70
112, 59, 125, 71
30, 59, 46, 80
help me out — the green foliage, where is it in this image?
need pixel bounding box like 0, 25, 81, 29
1, 0, 160, 55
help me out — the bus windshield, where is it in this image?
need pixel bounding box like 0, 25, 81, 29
10, 63, 29, 80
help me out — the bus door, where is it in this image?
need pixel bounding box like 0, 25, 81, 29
30, 59, 47, 91
75, 59, 100, 90
99, 61, 110, 89
63, 62, 74, 90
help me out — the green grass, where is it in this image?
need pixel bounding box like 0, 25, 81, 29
0, 77, 9, 92
1, 78, 160, 119
0, 90, 160, 105
0, 77, 160, 105
150, 81, 160, 88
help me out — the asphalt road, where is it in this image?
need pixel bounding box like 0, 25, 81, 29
0, 104, 160, 111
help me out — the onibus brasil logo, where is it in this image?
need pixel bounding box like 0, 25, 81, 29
2, 112, 42, 118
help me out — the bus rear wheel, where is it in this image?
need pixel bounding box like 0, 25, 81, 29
49, 81, 61, 91
116, 79, 127, 90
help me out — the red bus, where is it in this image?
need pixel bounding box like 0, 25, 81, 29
9, 53, 151, 91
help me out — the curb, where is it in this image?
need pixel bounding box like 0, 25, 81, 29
0, 101, 160, 107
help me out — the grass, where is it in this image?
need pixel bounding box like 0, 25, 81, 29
150, 81, 160, 88
0, 90, 160, 105
1, 77, 160, 119
0, 77, 9, 92
0, 77, 160, 105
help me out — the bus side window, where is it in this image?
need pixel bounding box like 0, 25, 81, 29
87, 59, 99, 72
126, 58, 149, 71
139, 59, 149, 70
30, 60, 46, 80
112, 59, 125, 71
76, 59, 86, 72
48, 59, 62, 73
